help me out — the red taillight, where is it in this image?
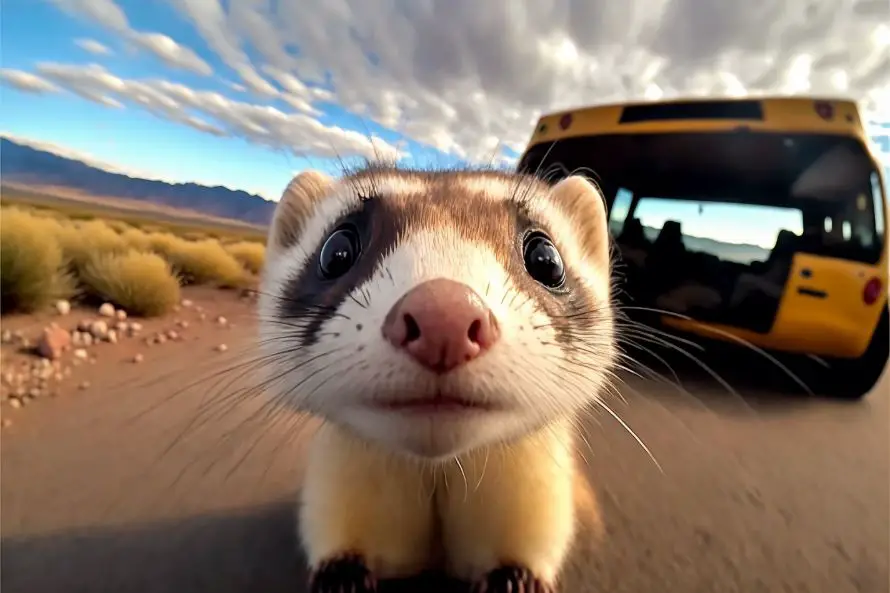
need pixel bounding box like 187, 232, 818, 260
863, 277, 883, 305
814, 100, 834, 120
559, 113, 573, 130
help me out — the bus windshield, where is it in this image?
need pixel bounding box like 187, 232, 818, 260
518, 131, 886, 333
518, 131, 885, 266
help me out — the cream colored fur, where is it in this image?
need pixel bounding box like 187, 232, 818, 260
300, 419, 584, 585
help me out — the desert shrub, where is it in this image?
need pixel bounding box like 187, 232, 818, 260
105, 219, 133, 233
224, 241, 266, 275
79, 250, 181, 317
0, 208, 74, 313
54, 219, 129, 274
119, 227, 153, 251
164, 238, 248, 287
144, 232, 184, 257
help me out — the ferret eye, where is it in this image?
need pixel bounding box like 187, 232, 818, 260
523, 232, 566, 289
318, 225, 361, 280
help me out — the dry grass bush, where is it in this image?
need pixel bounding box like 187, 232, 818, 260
79, 251, 181, 317
55, 219, 129, 274
224, 241, 266, 275
0, 208, 74, 313
164, 238, 248, 288
119, 227, 153, 251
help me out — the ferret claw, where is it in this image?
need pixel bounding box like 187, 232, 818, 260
309, 554, 377, 593
472, 565, 555, 593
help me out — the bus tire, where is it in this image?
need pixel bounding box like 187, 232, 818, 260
818, 305, 889, 400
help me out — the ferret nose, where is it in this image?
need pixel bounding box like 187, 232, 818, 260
382, 278, 500, 373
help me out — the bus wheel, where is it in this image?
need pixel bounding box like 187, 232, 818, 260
819, 306, 889, 400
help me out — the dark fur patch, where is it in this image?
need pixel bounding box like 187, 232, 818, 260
310, 553, 376, 593
277, 170, 606, 347
471, 565, 555, 593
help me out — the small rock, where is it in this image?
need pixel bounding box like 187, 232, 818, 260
37, 325, 71, 360
216, 316, 228, 326
132, 353, 144, 364
9, 398, 21, 409
89, 320, 109, 340
82, 333, 94, 347
73, 348, 88, 360
77, 319, 92, 332
78, 381, 90, 390
98, 303, 116, 318
155, 334, 167, 345
55, 299, 72, 315
166, 330, 180, 341
177, 320, 189, 329
181, 299, 194, 308
115, 309, 127, 321
1, 329, 12, 344
106, 329, 118, 344
2, 419, 11, 428
28, 387, 41, 399
71, 331, 83, 346
198, 313, 207, 321
115, 321, 129, 333
215, 343, 228, 352
129, 322, 143, 334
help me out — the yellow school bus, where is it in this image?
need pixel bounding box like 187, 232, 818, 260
517, 97, 888, 399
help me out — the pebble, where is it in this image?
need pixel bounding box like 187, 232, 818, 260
37, 324, 71, 360
166, 330, 180, 341
55, 299, 71, 315
90, 320, 109, 340
78, 381, 90, 390
181, 299, 194, 308
132, 353, 144, 364
1, 329, 12, 344
177, 320, 189, 329
9, 398, 21, 409
115, 309, 127, 321
106, 329, 118, 344
215, 343, 228, 352
98, 303, 116, 318
73, 348, 88, 360
216, 316, 228, 326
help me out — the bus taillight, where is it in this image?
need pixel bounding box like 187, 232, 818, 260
863, 277, 883, 305
559, 113, 573, 130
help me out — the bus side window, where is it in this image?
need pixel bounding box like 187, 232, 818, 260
609, 188, 634, 236
870, 171, 885, 243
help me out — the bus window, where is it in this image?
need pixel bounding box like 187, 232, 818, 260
609, 188, 633, 236
871, 171, 886, 245
631, 198, 803, 265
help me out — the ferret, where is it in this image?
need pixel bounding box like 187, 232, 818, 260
257, 165, 617, 593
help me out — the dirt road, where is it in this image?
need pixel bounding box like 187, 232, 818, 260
1, 304, 887, 593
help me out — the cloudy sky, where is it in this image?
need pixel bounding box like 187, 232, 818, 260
1, 0, 889, 203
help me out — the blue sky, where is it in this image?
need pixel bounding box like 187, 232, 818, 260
1, 0, 889, 249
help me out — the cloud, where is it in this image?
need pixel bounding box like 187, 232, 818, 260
1, 69, 59, 94
49, 0, 212, 76
12, 62, 402, 161
170, 0, 889, 163
131, 32, 213, 76
38, 0, 890, 165
74, 38, 112, 56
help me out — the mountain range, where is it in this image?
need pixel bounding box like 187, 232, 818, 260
0, 137, 277, 225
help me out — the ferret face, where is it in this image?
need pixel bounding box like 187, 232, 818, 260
258, 167, 616, 460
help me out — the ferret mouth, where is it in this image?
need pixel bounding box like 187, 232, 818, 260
369, 392, 499, 414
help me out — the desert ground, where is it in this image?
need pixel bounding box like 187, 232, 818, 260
0, 196, 888, 593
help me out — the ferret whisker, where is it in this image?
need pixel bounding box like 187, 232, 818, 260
593, 398, 664, 474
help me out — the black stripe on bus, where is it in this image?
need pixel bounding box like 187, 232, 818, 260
618, 101, 765, 124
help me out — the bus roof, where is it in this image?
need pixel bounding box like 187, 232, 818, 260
525, 96, 868, 147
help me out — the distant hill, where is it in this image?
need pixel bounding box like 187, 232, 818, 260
0, 137, 277, 225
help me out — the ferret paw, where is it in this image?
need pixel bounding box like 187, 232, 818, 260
309, 553, 377, 593
471, 565, 554, 593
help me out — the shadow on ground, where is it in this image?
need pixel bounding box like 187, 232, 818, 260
617, 331, 885, 417
0, 502, 471, 593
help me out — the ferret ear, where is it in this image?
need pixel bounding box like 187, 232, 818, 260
268, 170, 335, 255
549, 175, 610, 267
